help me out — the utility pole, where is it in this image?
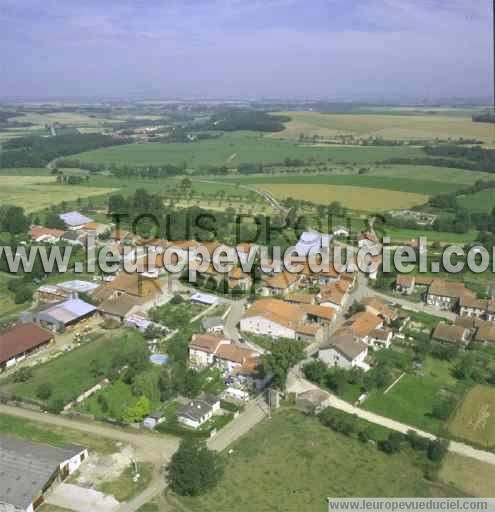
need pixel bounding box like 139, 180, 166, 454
493, 0, 495, 112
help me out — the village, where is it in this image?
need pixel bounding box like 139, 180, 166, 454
2, 207, 495, 511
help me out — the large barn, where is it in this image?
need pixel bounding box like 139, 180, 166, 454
0, 436, 87, 512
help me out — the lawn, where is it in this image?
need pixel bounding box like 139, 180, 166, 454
272, 112, 495, 142
362, 357, 460, 435
448, 385, 495, 449
259, 183, 428, 211
0, 174, 115, 212
77, 379, 140, 420
76, 132, 422, 167
0, 413, 117, 454
179, 410, 461, 512
0, 329, 146, 406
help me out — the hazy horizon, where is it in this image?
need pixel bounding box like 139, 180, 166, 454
0, 0, 492, 102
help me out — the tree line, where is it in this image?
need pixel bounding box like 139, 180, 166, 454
0, 133, 131, 168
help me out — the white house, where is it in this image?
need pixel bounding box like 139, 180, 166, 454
240, 298, 320, 341
318, 329, 368, 370
177, 395, 220, 429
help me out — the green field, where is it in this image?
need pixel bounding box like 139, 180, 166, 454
381, 227, 479, 244
448, 385, 495, 449
0, 175, 115, 212
458, 189, 495, 213
0, 412, 116, 454
77, 133, 422, 167
179, 410, 461, 512
0, 330, 145, 406
273, 111, 495, 142
363, 358, 460, 435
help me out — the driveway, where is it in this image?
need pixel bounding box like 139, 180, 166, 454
208, 397, 268, 452
46, 483, 119, 512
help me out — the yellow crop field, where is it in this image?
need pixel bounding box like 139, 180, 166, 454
272, 112, 495, 142
448, 385, 495, 449
0, 176, 115, 212
259, 183, 428, 211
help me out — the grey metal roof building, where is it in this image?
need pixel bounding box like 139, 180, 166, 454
0, 435, 86, 512
21, 298, 96, 332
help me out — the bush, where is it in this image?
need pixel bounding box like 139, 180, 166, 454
14, 286, 33, 304
427, 439, 449, 464
406, 430, 430, 451
358, 430, 371, 443
378, 432, 403, 454
47, 398, 65, 414
36, 382, 53, 400
13, 367, 33, 383
170, 294, 184, 305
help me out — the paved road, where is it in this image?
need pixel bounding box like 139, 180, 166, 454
285, 373, 495, 466
207, 397, 268, 452
223, 298, 246, 342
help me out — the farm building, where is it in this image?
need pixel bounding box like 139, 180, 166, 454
395, 275, 415, 295
81, 222, 109, 236
94, 272, 162, 301
190, 292, 219, 306
432, 322, 471, 346
0, 435, 87, 512
36, 284, 70, 303
0, 323, 54, 371
318, 281, 348, 311
342, 311, 384, 346
201, 315, 225, 333
58, 211, 93, 230
57, 280, 100, 296
98, 294, 141, 323
360, 296, 398, 324
459, 295, 495, 320
426, 279, 474, 311
61, 230, 85, 246
21, 298, 97, 332
261, 271, 300, 297
30, 226, 64, 244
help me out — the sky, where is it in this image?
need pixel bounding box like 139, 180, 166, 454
0, 0, 492, 101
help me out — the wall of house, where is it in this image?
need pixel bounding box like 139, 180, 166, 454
319, 348, 353, 370
240, 316, 295, 339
